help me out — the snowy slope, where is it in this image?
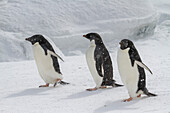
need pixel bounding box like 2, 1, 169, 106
0, 0, 157, 61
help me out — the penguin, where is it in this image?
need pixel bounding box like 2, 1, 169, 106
117, 39, 157, 102
25, 34, 69, 87
83, 33, 123, 91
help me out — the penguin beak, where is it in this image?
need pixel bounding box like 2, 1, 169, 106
25, 38, 30, 41
119, 42, 123, 48
83, 35, 86, 38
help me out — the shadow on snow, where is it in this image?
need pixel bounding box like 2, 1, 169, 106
5, 87, 53, 98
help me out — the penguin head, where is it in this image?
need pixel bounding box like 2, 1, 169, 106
25, 34, 46, 45
83, 33, 103, 44
119, 39, 134, 50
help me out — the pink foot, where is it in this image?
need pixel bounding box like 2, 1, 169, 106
137, 94, 141, 98
53, 79, 61, 87
86, 87, 98, 91
39, 83, 49, 87
99, 86, 107, 89
123, 97, 133, 102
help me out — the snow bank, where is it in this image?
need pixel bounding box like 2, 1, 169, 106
0, 0, 157, 61
0, 30, 31, 62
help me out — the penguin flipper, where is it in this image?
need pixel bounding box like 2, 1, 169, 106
135, 60, 153, 74
47, 50, 64, 62
94, 56, 104, 77
95, 61, 103, 77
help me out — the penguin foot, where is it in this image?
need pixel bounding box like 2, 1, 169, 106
99, 86, 107, 89
53, 79, 61, 87
39, 83, 49, 87
100, 86, 113, 89
53, 83, 57, 87
137, 94, 141, 98
123, 97, 133, 102
86, 87, 98, 91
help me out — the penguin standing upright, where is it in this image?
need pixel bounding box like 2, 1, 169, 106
117, 39, 157, 102
83, 33, 122, 91
26, 34, 68, 87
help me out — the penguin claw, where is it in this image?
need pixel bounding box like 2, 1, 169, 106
86, 87, 98, 91
123, 97, 133, 102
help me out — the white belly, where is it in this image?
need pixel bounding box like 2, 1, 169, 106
117, 48, 139, 97
86, 41, 103, 88
32, 43, 62, 84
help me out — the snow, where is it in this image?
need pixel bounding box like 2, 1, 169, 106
0, 0, 170, 113
0, 0, 157, 61
0, 36, 170, 112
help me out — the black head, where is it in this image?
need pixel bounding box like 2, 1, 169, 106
83, 33, 103, 44
119, 39, 135, 50
25, 34, 47, 45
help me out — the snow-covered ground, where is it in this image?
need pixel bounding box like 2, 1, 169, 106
0, 0, 170, 113
0, 36, 170, 113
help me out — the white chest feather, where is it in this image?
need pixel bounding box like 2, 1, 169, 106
117, 48, 139, 97
32, 43, 62, 84
86, 40, 103, 87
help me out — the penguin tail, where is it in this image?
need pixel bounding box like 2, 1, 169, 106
59, 81, 70, 85
114, 83, 123, 87
147, 92, 157, 97
110, 80, 123, 87
144, 88, 157, 97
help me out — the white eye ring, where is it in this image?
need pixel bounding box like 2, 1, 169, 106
90, 35, 93, 38
125, 43, 128, 47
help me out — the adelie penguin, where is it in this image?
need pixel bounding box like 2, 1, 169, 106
83, 33, 123, 91
26, 34, 69, 87
117, 39, 157, 102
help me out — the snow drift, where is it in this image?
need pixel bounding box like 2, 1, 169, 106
0, 0, 157, 62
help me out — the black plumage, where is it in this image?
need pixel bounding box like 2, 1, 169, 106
119, 39, 156, 96
84, 33, 122, 87
26, 34, 61, 74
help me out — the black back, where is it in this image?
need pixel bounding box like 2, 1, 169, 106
84, 33, 115, 86
119, 39, 146, 93
26, 34, 62, 74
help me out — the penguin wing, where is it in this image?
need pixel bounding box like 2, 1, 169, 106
135, 60, 153, 74
95, 56, 104, 77
40, 43, 64, 62
47, 50, 64, 62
